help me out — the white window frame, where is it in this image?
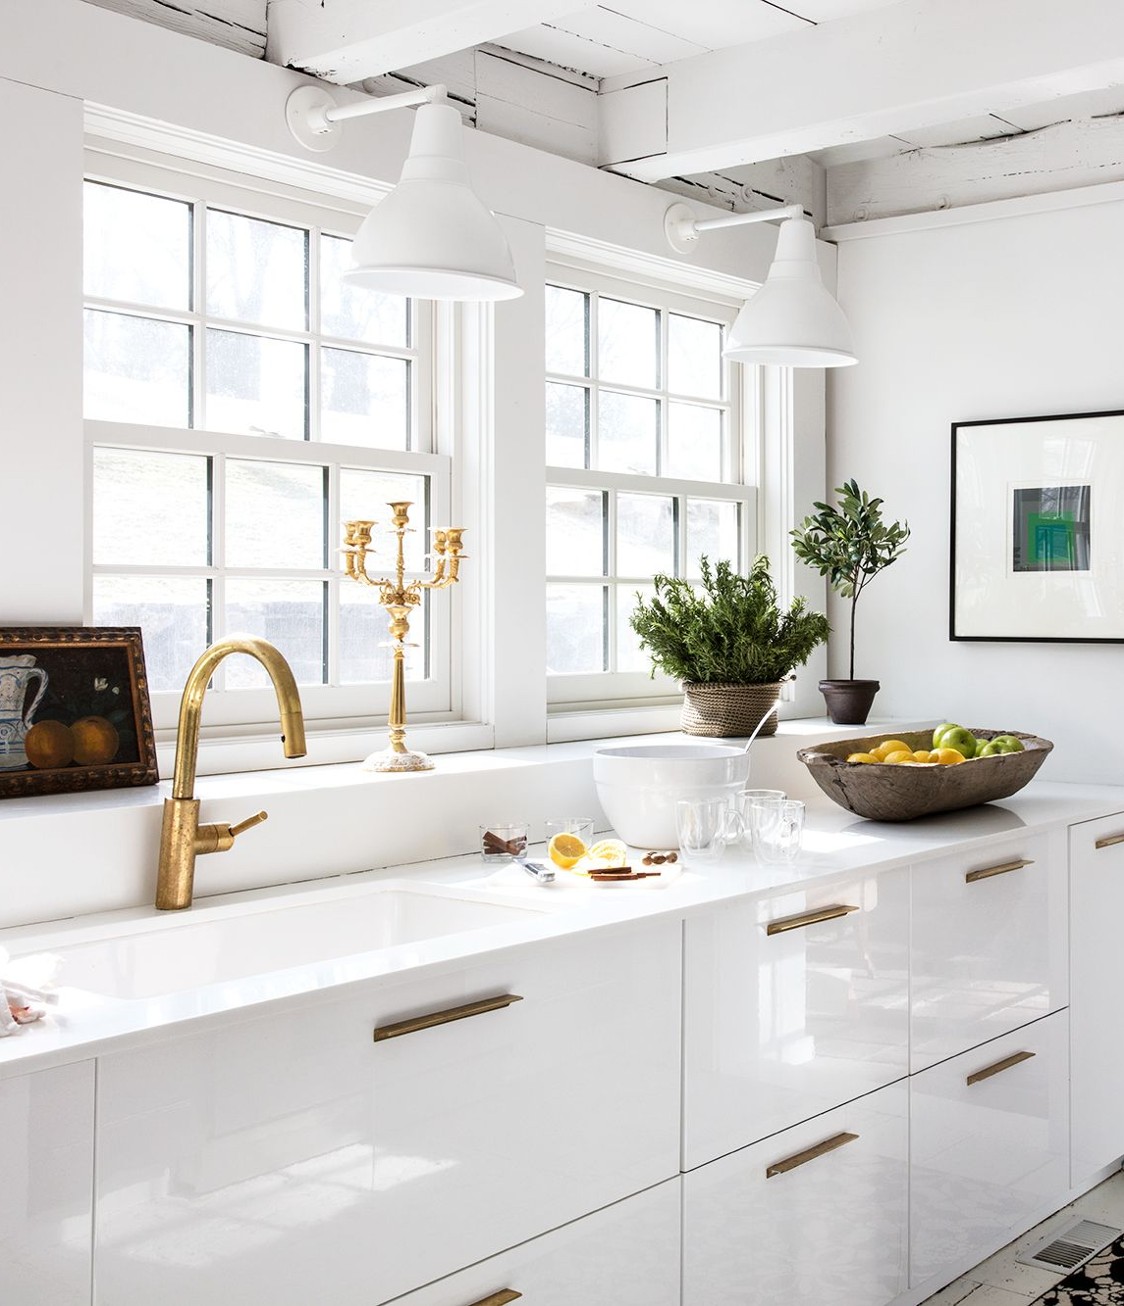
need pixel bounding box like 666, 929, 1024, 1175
544, 260, 759, 711
82, 142, 464, 738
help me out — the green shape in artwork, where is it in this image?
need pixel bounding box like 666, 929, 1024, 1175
1027, 512, 1076, 568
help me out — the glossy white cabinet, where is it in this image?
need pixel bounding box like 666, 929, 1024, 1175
910, 830, 1067, 1072
682, 1080, 909, 1306
683, 867, 909, 1169
909, 1010, 1069, 1290
388, 1177, 681, 1305
0, 1060, 94, 1306
93, 922, 682, 1306
1070, 811, 1124, 1184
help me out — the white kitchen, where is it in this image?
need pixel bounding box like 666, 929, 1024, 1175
4, 1, 1124, 1303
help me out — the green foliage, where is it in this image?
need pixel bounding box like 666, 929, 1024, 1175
629, 555, 830, 685
790, 478, 910, 679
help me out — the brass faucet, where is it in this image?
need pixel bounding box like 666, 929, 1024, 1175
155, 638, 307, 910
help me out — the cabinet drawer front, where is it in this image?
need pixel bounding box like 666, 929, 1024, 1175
682, 1081, 909, 1306
909, 1010, 1069, 1289
683, 867, 909, 1169
94, 920, 682, 1306
388, 1178, 680, 1306
0, 1061, 93, 1306
1070, 811, 1124, 1183
910, 829, 1067, 1072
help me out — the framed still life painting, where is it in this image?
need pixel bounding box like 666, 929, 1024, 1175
951, 409, 1124, 642
0, 626, 158, 797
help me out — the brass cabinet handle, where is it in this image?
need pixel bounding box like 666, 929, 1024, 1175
966, 1049, 1035, 1086
373, 994, 523, 1043
766, 904, 860, 935
466, 1293, 521, 1306
1095, 832, 1124, 850
964, 857, 1033, 883
766, 1131, 859, 1178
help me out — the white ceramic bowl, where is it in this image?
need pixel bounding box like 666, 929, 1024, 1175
593, 743, 751, 848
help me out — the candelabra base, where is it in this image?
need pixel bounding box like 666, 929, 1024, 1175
362, 745, 434, 773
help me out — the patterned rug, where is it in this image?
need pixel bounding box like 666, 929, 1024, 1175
1034, 1234, 1124, 1303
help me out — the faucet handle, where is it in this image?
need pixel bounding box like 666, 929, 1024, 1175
195, 810, 269, 856
230, 811, 269, 839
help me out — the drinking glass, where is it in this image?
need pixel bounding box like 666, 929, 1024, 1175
675, 796, 734, 865
751, 799, 806, 865
544, 817, 594, 852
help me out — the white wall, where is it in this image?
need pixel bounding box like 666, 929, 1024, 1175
829, 191, 1124, 783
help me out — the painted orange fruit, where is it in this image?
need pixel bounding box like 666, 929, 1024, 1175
71, 715, 119, 766
23, 720, 75, 769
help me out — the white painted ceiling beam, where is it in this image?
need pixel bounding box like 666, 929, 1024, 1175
267, 0, 582, 84
600, 0, 1124, 180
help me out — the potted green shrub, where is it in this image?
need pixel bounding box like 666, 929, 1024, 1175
790, 478, 910, 725
629, 555, 829, 737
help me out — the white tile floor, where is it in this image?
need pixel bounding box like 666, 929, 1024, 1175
921, 1169, 1124, 1305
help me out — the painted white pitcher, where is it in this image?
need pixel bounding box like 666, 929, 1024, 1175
0, 655, 48, 769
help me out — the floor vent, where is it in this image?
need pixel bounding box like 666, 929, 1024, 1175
1016, 1219, 1121, 1274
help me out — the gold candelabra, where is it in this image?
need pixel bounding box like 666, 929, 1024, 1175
341, 502, 465, 772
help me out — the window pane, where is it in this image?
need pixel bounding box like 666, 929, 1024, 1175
206, 209, 307, 331
546, 383, 588, 469
321, 350, 409, 449
667, 403, 723, 481
204, 330, 306, 439
339, 470, 427, 573
546, 488, 605, 577
617, 493, 674, 577
546, 584, 605, 673
598, 391, 658, 476
320, 235, 408, 346
94, 449, 209, 567
668, 314, 723, 399
84, 310, 190, 426
339, 586, 428, 684
686, 500, 740, 577
598, 298, 658, 389
84, 183, 191, 311
92, 576, 208, 692
224, 579, 325, 686
225, 460, 325, 570
545, 285, 588, 377
617, 583, 655, 674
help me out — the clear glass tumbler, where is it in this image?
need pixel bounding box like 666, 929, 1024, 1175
675, 796, 734, 865
751, 799, 805, 865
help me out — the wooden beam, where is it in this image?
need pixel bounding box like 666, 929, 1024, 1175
266, 0, 580, 84
599, 0, 1124, 181
83, 0, 266, 58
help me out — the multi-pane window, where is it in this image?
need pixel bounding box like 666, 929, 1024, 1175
83, 160, 447, 724
545, 272, 752, 702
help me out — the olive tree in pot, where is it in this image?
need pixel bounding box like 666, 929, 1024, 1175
629, 555, 829, 738
790, 479, 910, 725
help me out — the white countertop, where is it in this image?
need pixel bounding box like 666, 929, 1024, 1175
1, 778, 1122, 1080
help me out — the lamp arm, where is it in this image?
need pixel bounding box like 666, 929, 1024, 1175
286, 83, 448, 151
663, 201, 806, 253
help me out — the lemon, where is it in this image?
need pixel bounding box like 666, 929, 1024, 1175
548, 832, 588, 869
882, 749, 916, 765
931, 747, 967, 765
588, 838, 628, 867
846, 752, 879, 763
872, 739, 911, 761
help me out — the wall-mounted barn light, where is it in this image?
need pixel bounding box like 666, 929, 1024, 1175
286, 83, 522, 302
664, 203, 856, 368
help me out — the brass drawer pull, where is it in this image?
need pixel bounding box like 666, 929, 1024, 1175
766, 1131, 859, 1178
373, 994, 523, 1042
1095, 832, 1124, 850
466, 1293, 521, 1306
766, 904, 860, 935
965, 857, 1033, 883
966, 1049, 1035, 1086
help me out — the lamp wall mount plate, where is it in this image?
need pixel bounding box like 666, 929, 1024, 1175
285, 86, 342, 152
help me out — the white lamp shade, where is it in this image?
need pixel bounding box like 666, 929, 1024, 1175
344, 102, 522, 302
724, 216, 856, 367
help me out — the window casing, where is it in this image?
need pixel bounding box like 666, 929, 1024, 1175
82, 147, 454, 733
545, 265, 757, 709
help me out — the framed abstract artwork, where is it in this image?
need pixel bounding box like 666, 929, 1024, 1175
0, 627, 158, 797
951, 409, 1124, 641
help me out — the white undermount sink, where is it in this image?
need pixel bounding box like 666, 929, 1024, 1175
29, 881, 546, 1001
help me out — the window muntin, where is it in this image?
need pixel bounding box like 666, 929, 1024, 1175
83, 163, 448, 727
545, 273, 753, 701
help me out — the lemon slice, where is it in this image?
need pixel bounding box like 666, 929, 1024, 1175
548, 832, 588, 869
588, 838, 628, 867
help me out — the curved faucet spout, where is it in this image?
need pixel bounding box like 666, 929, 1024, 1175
171, 637, 307, 800
157, 638, 307, 910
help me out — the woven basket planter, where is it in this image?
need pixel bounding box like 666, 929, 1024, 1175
680, 681, 783, 738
